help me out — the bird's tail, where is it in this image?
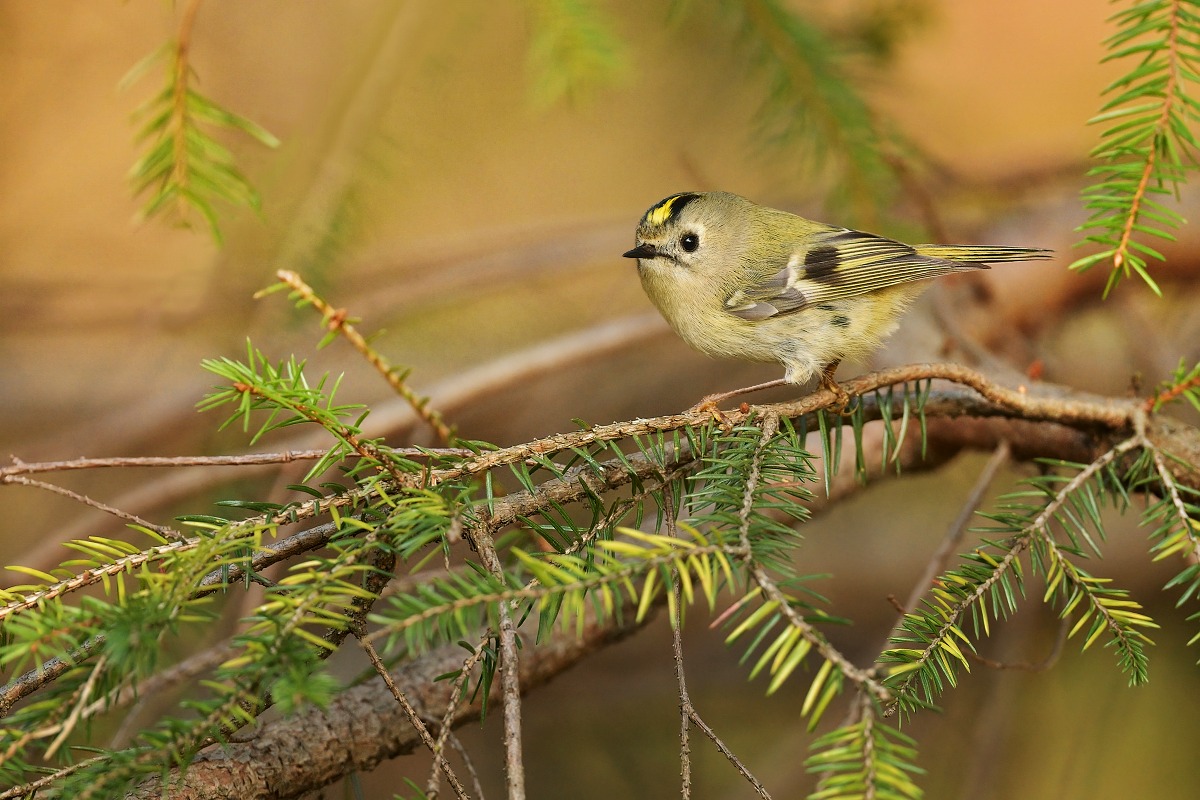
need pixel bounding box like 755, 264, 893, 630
914, 244, 1054, 265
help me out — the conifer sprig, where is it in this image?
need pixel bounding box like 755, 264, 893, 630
1074, 0, 1200, 295
124, 1, 278, 242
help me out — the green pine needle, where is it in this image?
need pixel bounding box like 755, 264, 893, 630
126, 43, 278, 243
1073, 0, 1200, 295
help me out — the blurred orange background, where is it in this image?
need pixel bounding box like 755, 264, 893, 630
3, 2, 1199, 798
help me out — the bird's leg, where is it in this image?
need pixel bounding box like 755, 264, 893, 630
688, 377, 791, 416
818, 360, 853, 414
687, 362, 855, 424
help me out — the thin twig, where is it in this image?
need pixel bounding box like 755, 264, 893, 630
0, 448, 468, 478
274, 269, 455, 444
669, 466, 774, 800
685, 710, 773, 799
43, 654, 108, 759
1149, 445, 1200, 566
967, 615, 1070, 673
427, 642, 489, 799
673, 580, 693, 799
737, 414, 890, 701
1, 475, 181, 540
0, 450, 325, 477
666, 480, 771, 799
356, 634, 470, 800
471, 528, 526, 800
665, 483, 693, 798
903, 441, 1011, 616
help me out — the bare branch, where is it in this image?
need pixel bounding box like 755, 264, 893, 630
0, 475, 181, 540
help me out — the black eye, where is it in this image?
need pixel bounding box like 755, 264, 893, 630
680, 232, 700, 253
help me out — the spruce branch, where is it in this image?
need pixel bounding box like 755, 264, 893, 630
880, 435, 1148, 712
713, 0, 897, 219
524, 0, 629, 106
266, 270, 455, 445
806, 695, 924, 800
721, 415, 888, 707
125, 0, 279, 242
1144, 358, 1200, 413
1138, 440, 1200, 647
7, 345, 1200, 797
1, 537, 197, 626
1146, 447, 1200, 567
1073, 0, 1200, 295
1034, 533, 1156, 685
0, 362, 1159, 722
365, 535, 741, 652
199, 346, 411, 483
880, 533, 1029, 714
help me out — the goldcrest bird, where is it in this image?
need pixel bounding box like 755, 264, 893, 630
623, 191, 1052, 407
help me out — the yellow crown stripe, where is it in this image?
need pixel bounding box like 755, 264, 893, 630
644, 193, 699, 227
647, 195, 682, 226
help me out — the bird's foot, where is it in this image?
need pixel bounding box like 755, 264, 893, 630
826, 383, 855, 416
818, 362, 855, 416
688, 394, 734, 429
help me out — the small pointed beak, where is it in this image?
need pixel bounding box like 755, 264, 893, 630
623, 243, 657, 260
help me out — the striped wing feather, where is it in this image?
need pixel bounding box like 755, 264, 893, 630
726, 229, 1051, 319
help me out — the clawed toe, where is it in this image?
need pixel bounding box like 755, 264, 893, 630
827, 384, 854, 415
688, 396, 733, 428
818, 361, 855, 415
